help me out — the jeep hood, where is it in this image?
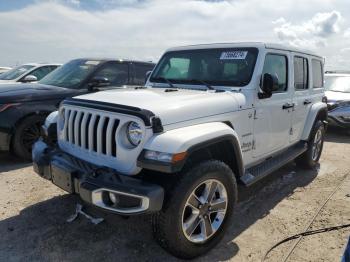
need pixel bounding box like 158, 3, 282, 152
74, 88, 244, 126
325, 90, 350, 102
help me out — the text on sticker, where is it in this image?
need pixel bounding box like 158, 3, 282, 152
220, 51, 248, 60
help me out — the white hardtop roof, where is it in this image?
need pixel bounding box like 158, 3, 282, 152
166, 42, 322, 58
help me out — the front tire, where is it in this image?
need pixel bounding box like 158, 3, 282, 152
152, 160, 237, 259
13, 115, 45, 160
296, 120, 325, 169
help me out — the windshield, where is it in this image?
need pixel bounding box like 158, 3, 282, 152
150, 48, 258, 87
39, 59, 101, 88
0, 65, 35, 80
325, 75, 350, 93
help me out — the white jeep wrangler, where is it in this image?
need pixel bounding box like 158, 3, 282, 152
33, 42, 327, 259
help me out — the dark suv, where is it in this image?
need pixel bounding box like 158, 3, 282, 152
0, 58, 155, 159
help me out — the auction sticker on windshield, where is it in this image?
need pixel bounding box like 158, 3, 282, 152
220, 51, 248, 60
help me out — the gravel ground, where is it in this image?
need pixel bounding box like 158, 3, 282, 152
0, 128, 349, 262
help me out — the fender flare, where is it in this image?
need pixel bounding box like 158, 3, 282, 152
300, 102, 327, 141
138, 122, 244, 176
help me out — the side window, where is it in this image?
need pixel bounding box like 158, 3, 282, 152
294, 56, 309, 90
262, 54, 288, 93
29, 66, 53, 80
160, 58, 190, 79
133, 64, 154, 85
94, 62, 129, 86
49, 65, 59, 72
312, 59, 323, 88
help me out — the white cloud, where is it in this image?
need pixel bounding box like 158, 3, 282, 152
274, 11, 342, 49
340, 47, 350, 53
272, 17, 286, 25
344, 28, 350, 38
0, 0, 350, 70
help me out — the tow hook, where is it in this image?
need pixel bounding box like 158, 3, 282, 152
67, 203, 104, 225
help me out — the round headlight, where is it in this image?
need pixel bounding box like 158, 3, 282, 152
126, 121, 142, 146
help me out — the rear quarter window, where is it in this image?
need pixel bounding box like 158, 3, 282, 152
312, 59, 323, 89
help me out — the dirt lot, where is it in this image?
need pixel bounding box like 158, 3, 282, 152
0, 129, 349, 262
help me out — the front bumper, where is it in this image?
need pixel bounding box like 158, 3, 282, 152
32, 141, 164, 215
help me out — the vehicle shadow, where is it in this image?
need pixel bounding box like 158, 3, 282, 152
0, 161, 317, 262
0, 153, 31, 173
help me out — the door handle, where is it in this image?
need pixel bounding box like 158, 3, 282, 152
303, 99, 312, 105
282, 103, 295, 110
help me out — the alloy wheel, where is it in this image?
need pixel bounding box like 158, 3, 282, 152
311, 128, 323, 161
181, 179, 228, 243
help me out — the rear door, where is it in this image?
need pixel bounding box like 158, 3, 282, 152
290, 55, 311, 143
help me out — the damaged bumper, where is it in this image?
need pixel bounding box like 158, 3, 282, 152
328, 106, 350, 129
32, 141, 164, 215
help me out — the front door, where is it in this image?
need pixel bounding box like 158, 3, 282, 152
253, 52, 293, 158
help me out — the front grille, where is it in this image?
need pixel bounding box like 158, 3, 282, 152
62, 109, 120, 157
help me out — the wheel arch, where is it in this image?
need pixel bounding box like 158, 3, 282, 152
183, 135, 244, 180
10, 111, 50, 149
300, 102, 328, 141
140, 122, 244, 179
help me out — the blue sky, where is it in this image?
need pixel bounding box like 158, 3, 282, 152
0, 0, 34, 11
0, 0, 147, 11
0, 0, 350, 69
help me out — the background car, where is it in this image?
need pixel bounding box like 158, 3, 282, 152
324, 72, 350, 131
0, 63, 61, 84
0, 67, 11, 75
0, 58, 155, 159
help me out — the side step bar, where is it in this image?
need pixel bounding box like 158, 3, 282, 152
240, 142, 308, 186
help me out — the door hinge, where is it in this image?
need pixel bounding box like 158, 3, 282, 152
290, 128, 293, 135
253, 109, 258, 119
252, 139, 256, 150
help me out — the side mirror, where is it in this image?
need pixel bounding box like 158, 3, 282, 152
145, 71, 152, 82
88, 76, 110, 91
259, 73, 278, 99
22, 75, 38, 83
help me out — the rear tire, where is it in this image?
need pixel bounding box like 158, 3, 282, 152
13, 115, 45, 160
152, 160, 237, 259
295, 120, 325, 169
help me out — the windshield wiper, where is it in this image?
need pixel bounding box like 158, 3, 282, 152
152, 77, 176, 88
188, 79, 215, 90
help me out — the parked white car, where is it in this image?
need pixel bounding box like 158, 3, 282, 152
0, 63, 61, 84
325, 72, 350, 130
0, 67, 11, 75
33, 42, 327, 259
